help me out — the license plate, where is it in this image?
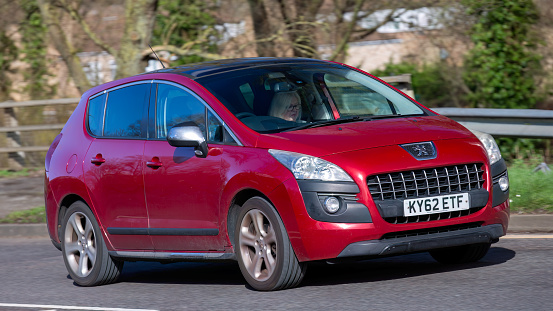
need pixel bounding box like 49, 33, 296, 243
403, 193, 470, 217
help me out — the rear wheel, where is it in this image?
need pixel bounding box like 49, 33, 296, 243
429, 243, 491, 264
234, 197, 307, 291
61, 201, 123, 286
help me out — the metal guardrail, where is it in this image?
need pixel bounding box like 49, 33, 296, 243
1, 97, 552, 168
432, 108, 553, 138
0, 98, 80, 109
0, 98, 79, 169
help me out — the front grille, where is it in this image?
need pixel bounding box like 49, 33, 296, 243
382, 206, 485, 224
367, 163, 485, 201
381, 222, 483, 240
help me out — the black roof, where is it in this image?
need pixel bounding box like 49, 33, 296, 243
144, 57, 332, 79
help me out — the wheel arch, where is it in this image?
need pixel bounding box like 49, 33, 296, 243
55, 194, 92, 245
226, 188, 271, 249
220, 168, 309, 261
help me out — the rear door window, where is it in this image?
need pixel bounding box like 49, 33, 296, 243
103, 83, 150, 138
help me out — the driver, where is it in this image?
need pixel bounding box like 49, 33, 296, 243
268, 91, 302, 122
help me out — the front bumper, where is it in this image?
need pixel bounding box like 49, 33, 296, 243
337, 223, 504, 258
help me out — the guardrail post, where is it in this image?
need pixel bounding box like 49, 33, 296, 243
3, 105, 26, 169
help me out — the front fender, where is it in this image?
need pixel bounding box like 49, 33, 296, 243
219, 146, 307, 255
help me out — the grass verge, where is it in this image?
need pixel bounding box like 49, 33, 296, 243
0, 168, 42, 178
0, 162, 550, 222
0, 206, 46, 224
508, 161, 553, 214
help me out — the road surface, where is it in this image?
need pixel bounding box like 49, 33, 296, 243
1, 236, 552, 311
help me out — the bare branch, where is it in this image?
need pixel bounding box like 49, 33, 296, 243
142, 45, 223, 61
352, 8, 400, 41
57, 0, 116, 55
37, 0, 91, 92
329, 0, 364, 61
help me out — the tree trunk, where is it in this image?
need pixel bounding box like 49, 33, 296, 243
247, 0, 277, 57
37, 0, 91, 93
115, 0, 159, 79
287, 0, 324, 58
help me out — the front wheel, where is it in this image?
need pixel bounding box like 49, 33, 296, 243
234, 197, 307, 291
61, 201, 123, 286
429, 243, 491, 264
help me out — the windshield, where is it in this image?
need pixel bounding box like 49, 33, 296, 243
197, 63, 427, 133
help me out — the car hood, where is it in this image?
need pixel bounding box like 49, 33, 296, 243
255, 115, 475, 157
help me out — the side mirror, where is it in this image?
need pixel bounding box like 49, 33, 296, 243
167, 122, 208, 158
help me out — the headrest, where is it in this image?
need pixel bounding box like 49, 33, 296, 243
264, 78, 298, 93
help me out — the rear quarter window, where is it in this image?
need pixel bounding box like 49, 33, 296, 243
87, 93, 107, 136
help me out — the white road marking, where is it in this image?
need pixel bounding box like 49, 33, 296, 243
0, 303, 158, 311
504, 234, 553, 239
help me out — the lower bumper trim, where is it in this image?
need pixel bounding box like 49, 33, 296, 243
337, 223, 505, 258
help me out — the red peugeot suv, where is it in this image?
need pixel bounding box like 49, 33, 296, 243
44, 58, 509, 291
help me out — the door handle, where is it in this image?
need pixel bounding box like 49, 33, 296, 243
146, 157, 163, 169
91, 154, 105, 165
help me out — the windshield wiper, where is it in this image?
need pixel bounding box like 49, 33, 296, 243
363, 114, 405, 120
283, 114, 419, 132
363, 113, 426, 120
283, 116, 365, 132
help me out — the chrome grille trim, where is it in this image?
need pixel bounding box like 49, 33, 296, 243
368, 163, 486, 224
367, 163, 485, 202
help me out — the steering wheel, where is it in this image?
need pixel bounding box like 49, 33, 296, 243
235, 112, 256, 119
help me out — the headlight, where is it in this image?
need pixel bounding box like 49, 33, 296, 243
268, 149, 353, 182
469, 129, 502, 165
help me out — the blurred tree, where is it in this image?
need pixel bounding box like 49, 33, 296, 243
462, 0, 541, 108
0, 31, 17, 101
37, 0, 159, 93
150, 0, 220, 65
246, 0, 435, 61
37, 0, 93, 93
371, 61, 456, 107
247, 0, 279, 57
327, 0, 407, 62
246, 0, 324, 58
20, 0, 55, 99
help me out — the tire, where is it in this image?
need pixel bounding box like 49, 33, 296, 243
234, 197, 307, 291
61, 201, 123, 286
429, 243, 491, 264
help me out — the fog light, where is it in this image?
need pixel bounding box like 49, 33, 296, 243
324, 197, 340, 214
499, 175, 509, 191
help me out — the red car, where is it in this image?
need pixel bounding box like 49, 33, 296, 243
44, 58, 509, 291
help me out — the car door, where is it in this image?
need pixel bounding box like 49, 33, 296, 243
83, 82, 153, 250
143, 82, 227, 251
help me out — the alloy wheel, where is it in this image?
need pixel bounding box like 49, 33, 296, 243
238, 209, 278, 282
64, 212, 97, 278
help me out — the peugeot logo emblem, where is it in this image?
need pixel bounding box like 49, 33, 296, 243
412, 145, 429, 157
400, 142, 437, 160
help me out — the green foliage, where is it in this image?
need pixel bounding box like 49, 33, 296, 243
0, 206, 46, 224
371, 61, 455, 107
153, 0, 218, 65
496, 137, 548, 163
508, 160, 553, 213
0, 31, 18, 101
19, 0, 55, 99
462, 0, 541, 108
0, 168, 42, 178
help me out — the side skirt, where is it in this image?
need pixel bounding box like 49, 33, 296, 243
108, 250, 236, 262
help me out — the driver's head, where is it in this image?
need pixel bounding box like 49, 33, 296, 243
269, 91, 301, 122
